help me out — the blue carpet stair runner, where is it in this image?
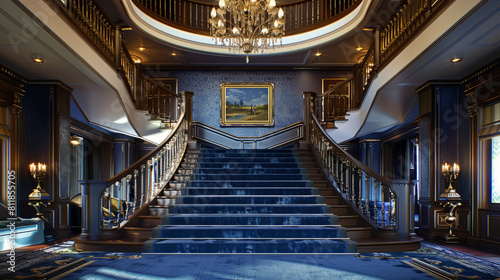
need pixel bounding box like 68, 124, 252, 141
144, 149, 357, 254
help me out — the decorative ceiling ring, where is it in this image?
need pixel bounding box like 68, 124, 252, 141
122, 0, 373, 56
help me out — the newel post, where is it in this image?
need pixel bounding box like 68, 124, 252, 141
391, 180, 417, 237
374, 28, 380, 69
79, 180, 107, 240
114, 26, 123, 70
181, 91, 196, 147
300, 91, 316, 148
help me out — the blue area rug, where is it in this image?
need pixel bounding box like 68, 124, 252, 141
1, 241, 499, 279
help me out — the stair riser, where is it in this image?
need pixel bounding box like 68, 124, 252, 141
200, 153, 295, 158
339, 218, 359, 227
153, 227, 346, 239
183, 188, 317, 196
199, 158, 298, 163
191, 163, 302, 169
163, 216, 335, 225
169, 205, 329, 214
123, 230, 152, 239
201, 150, 295, 155
179, 196, 324, 205
186, 181, 314, 188
175, 174, 308, 181
346, 230, 371, 239
324, 197, 341, 204
138, 219, 161, 227
149, 207, 169, 215
194, 168, 305, 175
330, 207, 349, 216
145, 239, 356, 254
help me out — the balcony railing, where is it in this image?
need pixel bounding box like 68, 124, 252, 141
320, 0, 450, 125
379, 0, 449, 65
66, 0, 116, 64
49, 0, 179, 121
132, 0, 362, 36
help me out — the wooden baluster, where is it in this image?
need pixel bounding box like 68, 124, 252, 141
358, 169, 363, 209
133, 169, 139, 212
125, 175, 132, 219
374, 180, 379, 225
351, 165, 356, 202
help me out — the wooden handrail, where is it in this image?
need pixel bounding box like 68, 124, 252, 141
309, 113, 397, 229
108, 112, 184, 188
311, 114, 392, 187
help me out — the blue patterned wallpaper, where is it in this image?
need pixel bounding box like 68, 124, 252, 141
170, 69, 348, 137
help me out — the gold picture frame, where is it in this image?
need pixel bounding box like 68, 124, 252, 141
220, 82, 274, 127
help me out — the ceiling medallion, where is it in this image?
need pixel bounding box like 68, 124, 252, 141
209, 0, 285, 63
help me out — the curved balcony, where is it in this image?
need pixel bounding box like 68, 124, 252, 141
132, 0, 362, 36
122, 0, 370, 55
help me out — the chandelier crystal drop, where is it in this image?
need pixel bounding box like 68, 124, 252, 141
209, 0, 285, 62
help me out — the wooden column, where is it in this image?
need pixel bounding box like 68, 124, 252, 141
114, 26, 122, 70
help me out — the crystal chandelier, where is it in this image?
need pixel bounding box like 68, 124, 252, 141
209, 0, 285, 62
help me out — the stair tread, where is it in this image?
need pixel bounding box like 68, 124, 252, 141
124, 227, 155, 231
346, 227, 372, 231
167, 213, 335, 216
155, 225, 343, 228
149, 238, 350, 240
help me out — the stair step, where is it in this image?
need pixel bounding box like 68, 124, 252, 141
198, 157, 298, 163
338, 215, 360, 227
199, 153, 295, 158
182, 187, 318, 196
178, 195, 324, 205
176, 174, 309, 181
162, 214, 337, 225
330, 205, 350, 215
149, 205, 169, 215
144, 238, 357, 254
152, 225, 347, 239
138, 216, 161, 227
186, 163, 302, 169
169, 204, 330, 214
122, 227, 153, 239
185, 180, 314, 188
346, 227, 372, 239
193, 168, 306, 175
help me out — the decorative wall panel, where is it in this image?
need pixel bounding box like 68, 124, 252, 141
169, 69, 348, 137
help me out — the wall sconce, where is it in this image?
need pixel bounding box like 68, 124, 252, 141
439, 162, 462, 243
70, 135, 83, 146
28, 163, 50, 221
440, 162, 461, 200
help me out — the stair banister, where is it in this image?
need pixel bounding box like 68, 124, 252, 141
79, 92, 193, 241
309, 112, 398, 231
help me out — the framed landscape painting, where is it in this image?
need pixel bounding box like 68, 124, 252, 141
220, 83, 274, 126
